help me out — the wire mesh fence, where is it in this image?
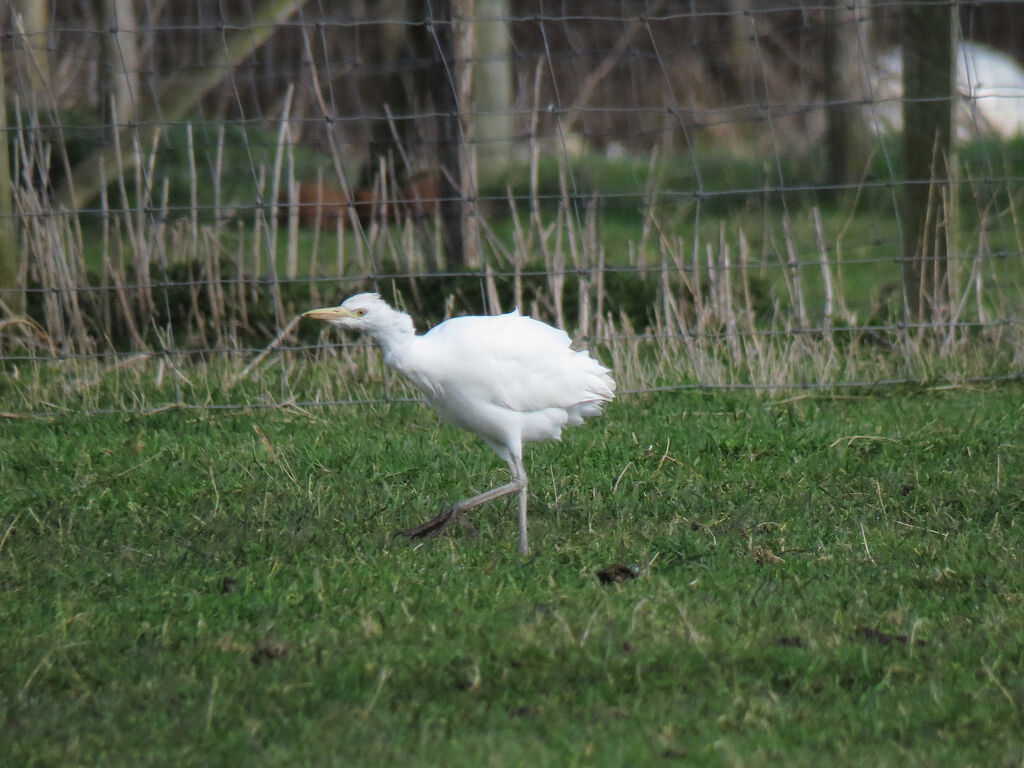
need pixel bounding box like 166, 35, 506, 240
1, 1, 1023, 415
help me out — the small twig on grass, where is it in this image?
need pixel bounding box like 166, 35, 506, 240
0, 514, 21, 555
860, 521, 876, 564
895, 520, 949, 539
205, 674, 219, 732
656, 437, 683, 472
981, 657, 1023, 720
361, 667, 391, 719
612, 461, 632, 494
829, 435, 899, 448
113, 448, 168, 479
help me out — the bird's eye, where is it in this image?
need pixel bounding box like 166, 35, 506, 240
354, 308, 367, 317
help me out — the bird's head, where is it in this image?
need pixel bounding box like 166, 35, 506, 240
302, 293, 414, 341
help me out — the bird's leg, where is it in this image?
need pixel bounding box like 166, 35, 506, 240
517, 486, 529, 555
511, 455, 529, 556
395, 456, 527, 546
394, 477, 524, 540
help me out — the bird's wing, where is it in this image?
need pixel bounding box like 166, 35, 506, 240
411, 311, 614, 413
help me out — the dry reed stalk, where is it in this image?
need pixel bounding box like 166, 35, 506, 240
186, 125, 199, 263
607, 312, 641, 390
780, 213, 807, 331
204, 228, 225, 347
718, 226, 741, 364
285, 134, 299, 281
705, 234, 718, 318
185, 236, 206, 342
306, 186, 323, 306
560, 161, 581, 271
506, 188, 528, 311
541, 167, 568, 329
658, 252, 672, 340
98, 177, 113, 342
267, 87, 292, 310
230, 314, 302, 387
830, 233, 853, 327
108, 218, 145, 349
114, 131, 152, 335
690, 236, 703, 336
252, 168, 266, 264
737, 227, 754, 329
976, 219, 997, 326
532, 185, 554, 289
335, 210, 345, 280
549, 211, 566, 330
136, 127, 162, 321
234, 221, 249, 329
400, 218, 420, 277
485, 263, 501, 315
944, 247, 985, 355
573, 203, 596, 339
257, 165, 286, 332
213, 125, 225, 225
811, 207, 834, 329
363, 156, 390, 274
528, 60, 543, 224
431, 216, 444, 273
638, 146, 662, 272
810, 207, 837, 365
667, 241, 699, 367
23, 197, 65, 352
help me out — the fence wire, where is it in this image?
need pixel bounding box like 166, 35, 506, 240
1, 1, 1023, 416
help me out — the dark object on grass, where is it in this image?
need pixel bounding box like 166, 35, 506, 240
854, 625, 925, 647
597, 564, 637, 584
776, 636, 805, 648
251, 640, 288, 665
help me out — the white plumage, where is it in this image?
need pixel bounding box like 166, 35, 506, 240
303, 292, 615, 554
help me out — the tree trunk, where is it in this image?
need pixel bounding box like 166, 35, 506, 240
470, 0, 513, 187
99, 0, 140, 141
824, 0, 869, 188
55, 0, 305, 212
428, 0, 465, 268
901, 3, 955, 322
0, 53, 20, 315
361, 0, 425, 187
15, 0, 50, 97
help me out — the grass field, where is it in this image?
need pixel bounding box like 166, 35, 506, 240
2, 384, 1023, 766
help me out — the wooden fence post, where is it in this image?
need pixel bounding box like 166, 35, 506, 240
429, 0, 466, 268
825, 0, 869, 189
901, 2, 956, 321
0, 52, 20, 316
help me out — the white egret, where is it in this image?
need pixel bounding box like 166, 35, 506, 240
303, 293, 615, 554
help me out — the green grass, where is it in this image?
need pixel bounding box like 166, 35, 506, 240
2, 385, 1023, 766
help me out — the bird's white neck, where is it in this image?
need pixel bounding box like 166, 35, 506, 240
365, 306, 417, 360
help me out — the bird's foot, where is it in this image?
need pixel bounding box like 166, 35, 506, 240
394, 508, 479, 541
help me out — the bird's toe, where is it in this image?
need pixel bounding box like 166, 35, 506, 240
394, 508, 458, 540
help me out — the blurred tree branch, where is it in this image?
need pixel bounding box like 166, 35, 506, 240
55, 0, 306, 212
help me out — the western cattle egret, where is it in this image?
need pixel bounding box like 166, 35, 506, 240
303, 293, 615, 554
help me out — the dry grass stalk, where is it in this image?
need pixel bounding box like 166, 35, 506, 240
718, 223, 741, 364
780, 212, 808, 332
2, 97, 1022, 412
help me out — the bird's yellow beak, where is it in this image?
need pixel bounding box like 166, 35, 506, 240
302, 306, 354, 322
